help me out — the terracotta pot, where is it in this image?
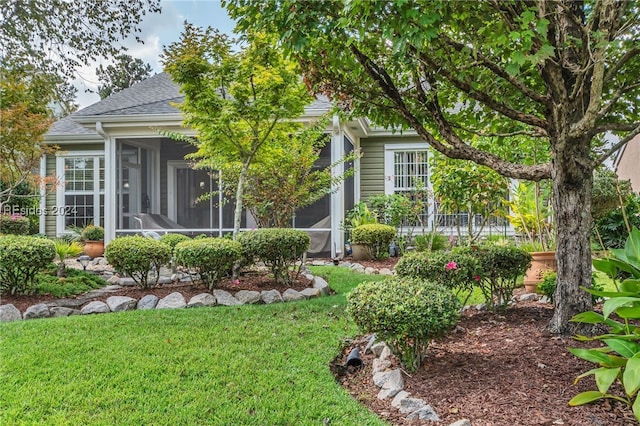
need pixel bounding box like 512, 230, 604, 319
351, 243, 372, 261
524, 251, 557, 292
83, 240, 105, 258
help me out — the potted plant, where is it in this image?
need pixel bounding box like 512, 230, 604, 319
80, 225, 105, 258
344, 202, 378, 259
505, 181, 556, 292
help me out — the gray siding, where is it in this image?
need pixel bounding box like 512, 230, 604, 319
359, 136, 425, 201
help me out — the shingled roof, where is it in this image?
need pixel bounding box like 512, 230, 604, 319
47, 72, 332, 136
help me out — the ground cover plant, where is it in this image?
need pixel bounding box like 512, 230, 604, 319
0, 267, 387, 426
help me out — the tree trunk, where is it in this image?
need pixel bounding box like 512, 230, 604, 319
233, 160, 251, 240
548, 142, 594, 335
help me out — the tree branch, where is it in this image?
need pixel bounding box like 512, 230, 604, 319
594, 122, 640, 166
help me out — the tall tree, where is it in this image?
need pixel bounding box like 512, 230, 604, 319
0, 66, 57, 211
162, 25, 313, 238
96, 54, 153, 99
226, 0, 640, 333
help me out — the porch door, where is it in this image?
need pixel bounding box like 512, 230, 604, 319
167, 162, 216, 229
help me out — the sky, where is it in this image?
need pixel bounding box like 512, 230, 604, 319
73, 0, 236, 109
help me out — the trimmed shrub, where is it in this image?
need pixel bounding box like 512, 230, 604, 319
351, 224, 396, 260
538, 271, 602, 304
0, 213, 30, 235
472, 244, 531, 311
105, 236, 171, 288
347, 277, 460, 372
237, 228, 310, 284
160, 233, 191, 254
0, 235, 56, 295
395, 248, 482, 304
81, 225, 104, 241
174, 238, 242, 290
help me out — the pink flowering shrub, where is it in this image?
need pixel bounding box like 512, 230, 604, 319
0, 213, 30, 235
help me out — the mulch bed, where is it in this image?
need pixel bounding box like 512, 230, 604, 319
335, 300, 637, 426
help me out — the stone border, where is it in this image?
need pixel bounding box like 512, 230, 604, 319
0, 266, 331, 322
365, 336, 472, 426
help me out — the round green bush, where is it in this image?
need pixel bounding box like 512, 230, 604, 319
237, 229, 310, 285
160, 233, 191, 254
0, 213, 31, 235
395, 249, 482, 294
472, 244, 531, 311
174, 237, 242, 290
105, 236, 171, 288
351, 224, 396, 259
347, 277, 460, 372
0, 235, 56, 295
81, 225, 104, 241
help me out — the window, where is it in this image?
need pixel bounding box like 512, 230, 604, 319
57, 154, 104, 230
384, 144, 430, 226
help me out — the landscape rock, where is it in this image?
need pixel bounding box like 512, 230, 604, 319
373, 369, 403, 389
235, 290, 262, 304
300, 288, 321, 299
379, 268, 393, 276
364, 267, 377, 275
364, 334, 377, 354
102, 285, 124, 292
213, 289, 241, 306
187, 293, 217, 308
340, 261, 352, 268
157, 276, 173, 285
351, 263, 365, 272
303, 273, 315, 281
23, 303, 51, 320
261, 290, 283, 304
282, 288, 306, 302
49, 307, 80, 317
448, 420, 472, 426
312, 276, 331, 295
156, 292, 186, 309
391, 391, 411, 408
119, 277, 137, 287
379, 344, 392, 361
46, 298, 84, 308
519, 293, 539, 302
372, 358, 392, 374
81, 301, 110, 315
399, 397, 426, 414
539, 295, 550, 304
137, 295, 159, 310
370, 342, 387, 357
0, 304, 22, 322
406, 405, 439, 421
106, 296, 138, 312
106, 276, 121, 285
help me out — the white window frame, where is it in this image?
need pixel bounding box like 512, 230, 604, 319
56, 151, 105, 235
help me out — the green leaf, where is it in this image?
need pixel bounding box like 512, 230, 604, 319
603, 296, 640, 319
595, 367, 621, 394
569, 348, 614, 365
622, 279, 640, 294
616, 306, 640, 320
624, 354, 640, 396
633, 393, 640, 422
568, 391, 604, 406
593, 258, 619, 279
571, 311, 607, 324
604, 338, 640, 358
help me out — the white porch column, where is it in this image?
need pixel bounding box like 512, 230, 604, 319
330, 114, 344, 258
99, 123, 117, 244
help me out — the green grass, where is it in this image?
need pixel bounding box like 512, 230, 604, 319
0, 266, 387, 426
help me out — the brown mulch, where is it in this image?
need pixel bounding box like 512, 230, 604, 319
335, 299, 637, 426
0, 270, 314, 314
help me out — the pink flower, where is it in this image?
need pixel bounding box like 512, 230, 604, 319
475, 275, 481, 282
233, 279, 240, 286
445, 261, 457, 271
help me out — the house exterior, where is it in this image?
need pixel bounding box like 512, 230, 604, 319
43, 73, 509, 257
614, 134, 640, 193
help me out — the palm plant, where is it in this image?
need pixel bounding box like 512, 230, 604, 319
52, 238, 84, 277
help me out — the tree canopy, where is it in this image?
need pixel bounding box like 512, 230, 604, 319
226, 0, 640, 333
0, 0, 161, 80
162, 25, 313, 237
96, 54, 154, 99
